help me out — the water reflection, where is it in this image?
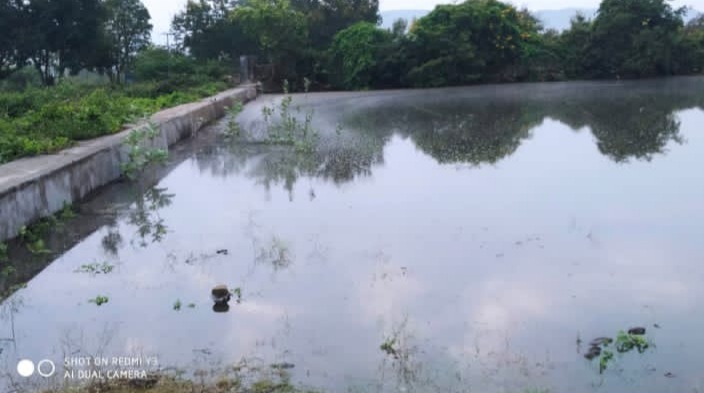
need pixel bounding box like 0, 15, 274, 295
194, 139, 384, 198
336, 79, 704, 166
127, 186, 174, 247
1, 78, 704, 393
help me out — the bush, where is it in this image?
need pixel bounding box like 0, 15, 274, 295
0, 68, 233, 164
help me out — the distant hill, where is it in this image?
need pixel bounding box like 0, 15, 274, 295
381, 8, 702, 32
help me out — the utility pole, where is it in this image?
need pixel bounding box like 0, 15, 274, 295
162, 32, 174, 78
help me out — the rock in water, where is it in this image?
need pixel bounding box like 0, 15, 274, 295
211, 285, 231, 304
628, 327, 646, 335
590, 337, 613, 346
584, 346, 601, 360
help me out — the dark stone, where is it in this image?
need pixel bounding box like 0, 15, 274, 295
590, 337, 613, 346
211, 284, 231, 304
628, 327, 646, 335
213, 303, 230, 313
584, 346, 601, 360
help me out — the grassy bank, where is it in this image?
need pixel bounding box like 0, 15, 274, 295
0, 78, 231, 165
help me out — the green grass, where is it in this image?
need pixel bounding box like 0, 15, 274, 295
0, 78, 229, 164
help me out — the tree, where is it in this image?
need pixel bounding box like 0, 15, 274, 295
231, 0, 308, 81
171, 0, 255, 61
405, 0, 542, 87
290, 0, 379, 49
0, 0, 23, 77
587, 0, 686, 78
23, 0, 107, 85
558, 13, 593, 78
328, 22, 392, 89
104, 0, 152, 83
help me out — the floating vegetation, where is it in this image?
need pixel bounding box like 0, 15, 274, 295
88, 295, 109, 306
255, 236, 293, 271
121, 121, 168, 180
74, 261, 115, 276
585, 327, 652, 374
224, 101, 244, 138
380, 337, 400, 359
173, 299, 182, 311
231, 287, 243, 304
187, 303, 196, 309
257, 80, 318, 152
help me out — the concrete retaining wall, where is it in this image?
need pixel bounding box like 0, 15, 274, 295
0, 85, 258, 242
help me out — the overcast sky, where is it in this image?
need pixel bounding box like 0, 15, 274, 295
145, 0, 704, 45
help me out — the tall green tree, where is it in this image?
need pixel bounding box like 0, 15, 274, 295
405, 0, 542, 87
328, 22, 392, 89
171, 0, 255, 61
587, 0, 686, 78
103, 0, 152, 83
0, 0, 23, 77
290, 0, 379, 49
23, 0, 107, 85
231, 0, 308, 80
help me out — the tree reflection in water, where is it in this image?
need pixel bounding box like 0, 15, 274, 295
127, 187, 175, 248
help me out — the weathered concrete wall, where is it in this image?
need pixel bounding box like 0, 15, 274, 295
0, 85, 258, 242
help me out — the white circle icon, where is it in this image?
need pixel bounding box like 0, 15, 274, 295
17, 359, 35, 377
37, 360, 56, 378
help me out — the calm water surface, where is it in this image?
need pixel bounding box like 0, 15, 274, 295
1, 78, 704, 393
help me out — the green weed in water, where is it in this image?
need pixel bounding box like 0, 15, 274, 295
380, 337, 399, 358
259, 80, 318, 151
121, 121, 168, 180
173, 299, 182, 311
231, 287, 243, 304
89, 295, 109, 306
0, 242, 7, 262
225, 102, 244, 138
74, 262, 114, 276
615, 330, 650, 353
599, 350, 614, 374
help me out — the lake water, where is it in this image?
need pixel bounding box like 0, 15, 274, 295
1, 78, 704, 393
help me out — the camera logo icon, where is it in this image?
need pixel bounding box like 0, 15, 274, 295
16, 359, 56, 378
16, 360, 34, 377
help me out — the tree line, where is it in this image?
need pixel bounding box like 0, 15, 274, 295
1, 0, 151, 85
171, 0, 704, 90
2, 0, 704, 90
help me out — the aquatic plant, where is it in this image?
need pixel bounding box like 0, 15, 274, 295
224, 101, 244, 138
259, 79, 318, 152
74, 262, 115, 276
88, 295, 109, 306
231, 287, 243, 304
173, 299, 182, 311
586, 327, 652, 374
615, 330, 650, 353
380, 337, 400, 358
121, 121, 168, 180
255, 236, 293, 271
